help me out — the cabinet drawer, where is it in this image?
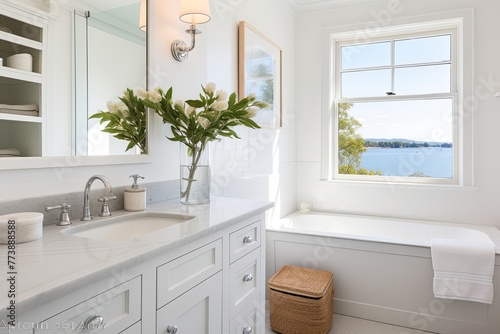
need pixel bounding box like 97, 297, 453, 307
230, 220, 261, 263
157, 238, 222, 308
230, 248, 261, 318
230, 296, 265, 334
35, 275, 141, 333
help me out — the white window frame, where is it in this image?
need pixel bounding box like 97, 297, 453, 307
321, 10, 474, 187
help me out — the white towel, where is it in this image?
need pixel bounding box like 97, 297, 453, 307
0, 148, 20, 157
431, 238, 495, 304
0, 109, 38, 116
0, 103, 38, 111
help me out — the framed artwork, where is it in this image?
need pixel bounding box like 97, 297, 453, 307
238, 21, 282, 128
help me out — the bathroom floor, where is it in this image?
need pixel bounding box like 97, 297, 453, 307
265, 301, 431, 334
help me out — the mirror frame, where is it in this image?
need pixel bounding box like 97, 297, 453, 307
0, 0, 151, 171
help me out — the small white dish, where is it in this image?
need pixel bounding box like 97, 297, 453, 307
0, 212, 43, 244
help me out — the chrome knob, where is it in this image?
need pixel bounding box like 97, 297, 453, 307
243, 325, 253, 334
243, 274, 253, 282
167, 325, 178, 333
83, 315, 104, 330
243, 236, 254, 244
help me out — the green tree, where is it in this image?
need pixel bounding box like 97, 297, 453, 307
338, 103, 381, 175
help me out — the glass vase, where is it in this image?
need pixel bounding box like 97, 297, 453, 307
180, 144, 210, 205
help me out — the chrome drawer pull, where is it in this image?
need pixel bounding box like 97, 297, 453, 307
84, 315, 104, 330
167, 325, 178, 333
243, 274, 253, 282
243, 236, 254, 244
243, 325, 253, 334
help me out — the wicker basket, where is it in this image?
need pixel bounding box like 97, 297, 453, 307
268, 265, 334, 334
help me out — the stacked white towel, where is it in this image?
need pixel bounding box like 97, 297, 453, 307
431, 238, 496, 304
0, 148, 20, 157
0, 103, 38, 116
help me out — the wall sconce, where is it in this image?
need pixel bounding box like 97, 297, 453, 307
139, 0, 147, 32
171, 0, 211, 62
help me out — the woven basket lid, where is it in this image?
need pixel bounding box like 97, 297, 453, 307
268, 265, 333, 298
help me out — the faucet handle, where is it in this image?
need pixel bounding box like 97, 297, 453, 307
45, 203, 72, 226
97, 195, 116, 217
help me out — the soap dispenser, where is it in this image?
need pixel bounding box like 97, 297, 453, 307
124, 174, 146, 212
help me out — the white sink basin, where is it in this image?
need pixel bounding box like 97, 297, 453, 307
62, 212, 195, 242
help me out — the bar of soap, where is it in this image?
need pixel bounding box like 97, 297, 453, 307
0, 212, 43, 244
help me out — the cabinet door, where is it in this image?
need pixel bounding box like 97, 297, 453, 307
157, 272, 222, 334
120, 321, 141, 333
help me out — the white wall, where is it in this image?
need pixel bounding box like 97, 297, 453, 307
205, 0, 297, 220
295, 0, 500, 226
0, 0, 296, 220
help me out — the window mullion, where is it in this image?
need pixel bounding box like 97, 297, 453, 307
390, 39, 395, 95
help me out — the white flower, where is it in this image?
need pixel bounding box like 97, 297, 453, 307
197, 116, 211, 129
247, 107, 259, 118
212, 100, 228, 111
247, 93, 257, 102
107, 101, 128, 115
205, 82, 216, 94
174, 100, 185, 112
136, 89, 148, 99
216, 89, 228, 101
148, 90, 162, 103
185, 105, 196, 116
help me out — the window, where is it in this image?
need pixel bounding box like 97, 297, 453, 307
330, 22, 463, 185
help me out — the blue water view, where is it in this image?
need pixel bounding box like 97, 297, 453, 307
360, 147, 453, 178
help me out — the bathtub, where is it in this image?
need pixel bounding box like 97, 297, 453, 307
266, 211, 500, 334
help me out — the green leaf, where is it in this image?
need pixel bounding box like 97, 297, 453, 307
186, 99, 205, 108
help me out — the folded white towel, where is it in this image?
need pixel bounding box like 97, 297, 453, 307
0, 148, 20, 156
0, 103, 38, 111
431, 238, 495, 304
0, 109, 38, 116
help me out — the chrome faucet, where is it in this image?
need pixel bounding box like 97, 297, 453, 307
81, 175, 115, 221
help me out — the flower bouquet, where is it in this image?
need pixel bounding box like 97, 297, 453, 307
141, 82, 267, 204
89, 88, 148, 154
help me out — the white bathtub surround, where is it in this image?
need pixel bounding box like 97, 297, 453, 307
266, 211, 500, 334
431, 238, 495, 304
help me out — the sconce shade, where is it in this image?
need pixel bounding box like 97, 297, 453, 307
179, 0, 211, 25
139, 0, 146, 31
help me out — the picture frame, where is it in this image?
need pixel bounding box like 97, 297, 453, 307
238, 21, 282, 128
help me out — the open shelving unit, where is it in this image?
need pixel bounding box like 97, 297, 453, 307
0, 2, 47, 157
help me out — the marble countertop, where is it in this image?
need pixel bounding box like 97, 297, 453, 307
0, 197, 273, 311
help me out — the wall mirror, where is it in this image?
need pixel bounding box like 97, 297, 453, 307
74, 0, 148, 156
0, 0, 149, 170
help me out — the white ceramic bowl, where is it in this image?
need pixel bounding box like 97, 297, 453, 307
0, 212, 43, 244
5, 53, 33, 72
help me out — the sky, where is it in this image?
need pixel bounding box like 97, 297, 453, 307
347, 99, 453, 143
339, 34, 453, 143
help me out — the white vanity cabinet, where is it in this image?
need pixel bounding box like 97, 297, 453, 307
154, 216, 266, 334
0, 1, 47, 157
13, 210, 267, 334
